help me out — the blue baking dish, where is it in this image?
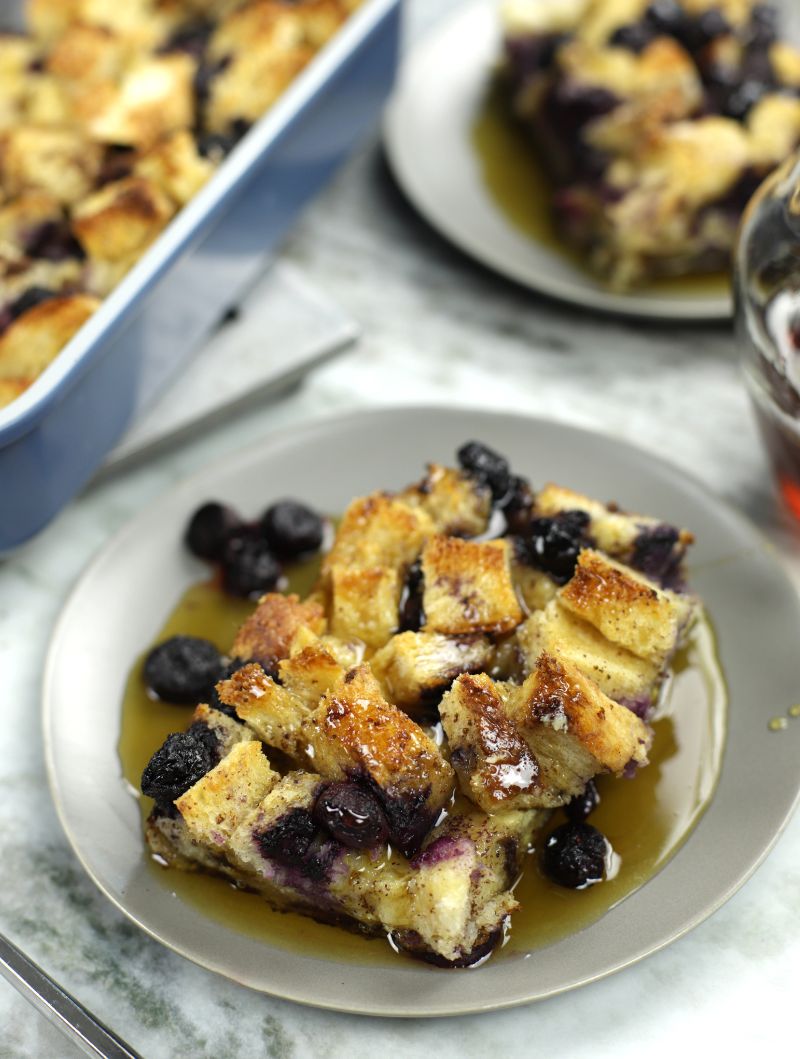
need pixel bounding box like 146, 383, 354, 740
0, 0, 401, 552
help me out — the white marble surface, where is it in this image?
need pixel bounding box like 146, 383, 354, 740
3, 2, 800, 1056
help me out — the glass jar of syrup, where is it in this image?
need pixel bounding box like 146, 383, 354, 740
735, 153, 800, 520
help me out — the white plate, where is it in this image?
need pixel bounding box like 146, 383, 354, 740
383, 0, 787, 320
43, 407, 800, 1015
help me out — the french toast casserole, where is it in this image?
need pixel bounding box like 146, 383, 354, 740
0, 0, 359, 409
499, 0, 800, 289
140, 441, 699, 968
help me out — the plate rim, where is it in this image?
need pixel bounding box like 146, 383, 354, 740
42, 404, 800, 1017
383, 0, 734, 322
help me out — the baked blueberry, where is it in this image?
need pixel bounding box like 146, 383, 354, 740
399, 557, 425, 632
312, 782, 390, 849
564, 779, 600, 823
185, 501, 243, 561
143, 635, 224, 704
646, 0, 685, 35
254, 808, 316, 867
500, 474, 535, 535
521, 510, 592, 583
141, 730, 216, 810
24, 221, 85, 262
611, 21, 654, 52
457, 441, 511, 502
260, 500, 324, 558
542, 822, 608, 889
221, 531, 281, 598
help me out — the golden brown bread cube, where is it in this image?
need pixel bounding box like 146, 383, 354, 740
507, 652, 652, 803
72, 175, 175, 266
176, 740, 278, 850
323, 493, 435, 576
559, 550, 694, 664
0, 190, 63, 248
533, 482, 694, 575
216, 662, 309, 757
421, 536, 522, 636
305, 665, 455, 855
439, 673, 541, 813
1, 126, 103, 205
44, 22, 131, 85
0, 294, 100, 384
134, 130, 215, 207
329, 564, 400, 649
277, 643, 346, 710
370, 631, 494, 713
231, 592, 326, 669
79, 54, 196, 146
516, 599, 661, 712
400, 463, 491, 537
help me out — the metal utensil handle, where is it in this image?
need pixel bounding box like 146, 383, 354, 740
0, 932, 141, 1059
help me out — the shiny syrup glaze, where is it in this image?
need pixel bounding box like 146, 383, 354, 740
471, 86, 731, 299
119, 552, 727, 967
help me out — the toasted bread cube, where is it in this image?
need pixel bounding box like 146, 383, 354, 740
393, 806, 545, 964
305, 665, 455, 856
534, 482, 693, 583
323, 494, 434, 576
176, 741, 278, 850
0, 295, 100, 382
506, 653, 651, 804
135, 130, 214, 207
231, 593, 326, 670
329, 564, 400, 649
216, 662, 309, 756
45, 23, 130, 84
278, 644, 346, 710
439, 673, 541, 813
0, 191, 63, 249
72, 176, 175, 265
559, 550, 694, 664
371, 631, 494, 712
80, 55, 196, 146
401, 464, 491, 537
1, 126, 102, 205
422, 536, 522, 636
516, 600, 661, 712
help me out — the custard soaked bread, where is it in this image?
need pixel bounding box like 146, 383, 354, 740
141, 441, 698, 966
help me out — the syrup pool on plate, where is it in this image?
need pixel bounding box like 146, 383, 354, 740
470, 85, 731, 300
119, 552, 728, 966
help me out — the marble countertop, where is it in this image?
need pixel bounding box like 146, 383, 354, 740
3, 2, 800, 1056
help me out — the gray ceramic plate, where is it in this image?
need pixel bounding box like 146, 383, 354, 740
384, 0, 798, 321
43, 407, 800, 1016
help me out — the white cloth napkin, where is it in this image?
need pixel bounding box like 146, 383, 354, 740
104, 261, 358, 471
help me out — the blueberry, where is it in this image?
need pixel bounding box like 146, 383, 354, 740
500, 474, 535, 535
632, 524, 681, 582
564, 779, 600, 822
260, 500, 324, 558
24, 221, 85, 262
197, 119, 251, 160
646, 0, 685, 35
521, 510, 592, 583
457, 441, 511, 502
141, 729, 216, 809
611, 21, 654, 52
143, 635, 223, 704
221, 531, 281, 598
723, 79, 769, 120
679, 9, 730, 53
312, 782, 390, 849
542, 822, 608, 889
185, 501, 243, 561
254, 808, 316, 867
159, 19, 213, 60
746, 5, 778, 49
399, 557, 425, 633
